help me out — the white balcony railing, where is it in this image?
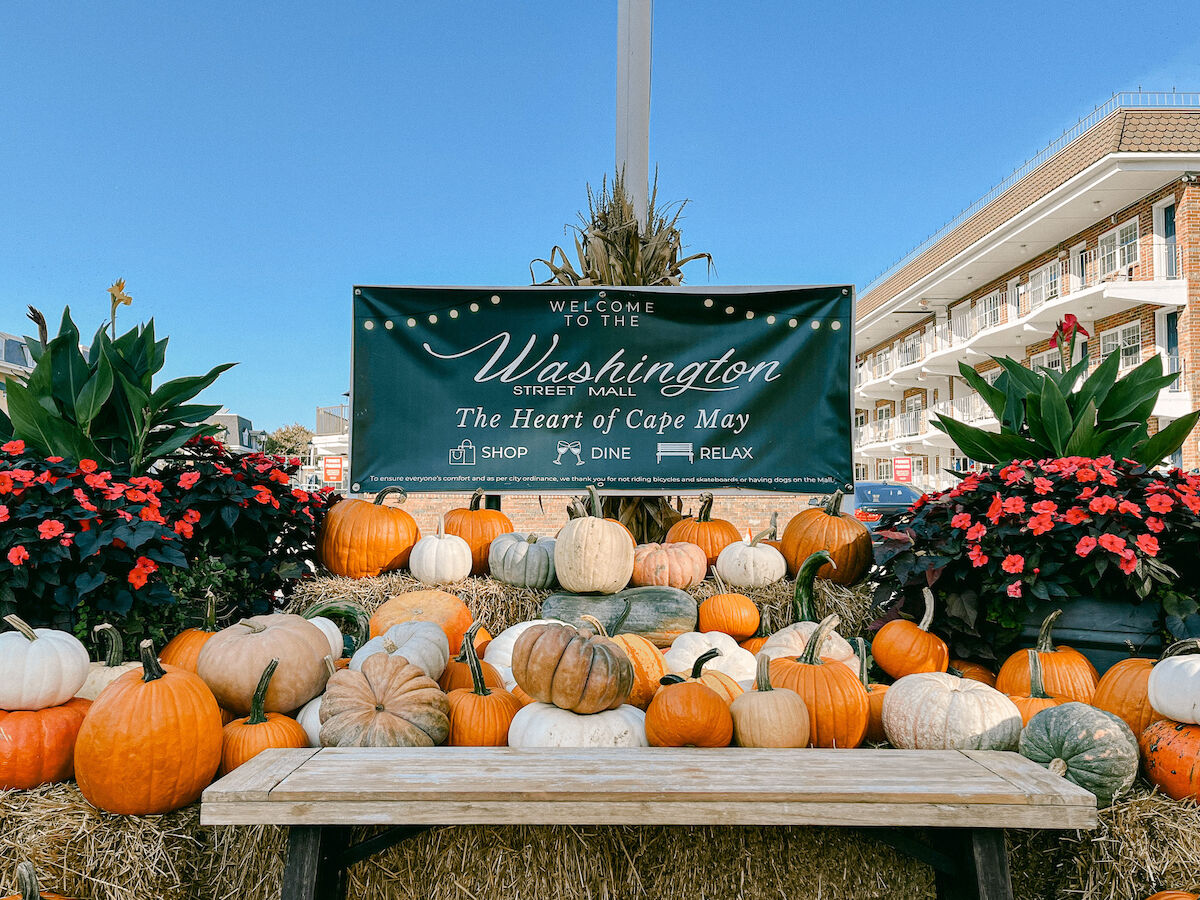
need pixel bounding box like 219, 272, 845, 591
316, 404, 350, 436
1167, 355, 1186, 393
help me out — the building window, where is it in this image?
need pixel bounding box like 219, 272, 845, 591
877, 459, 893, 480
876, 405, 893, 421
1099, 219, 1139, 273
3, 338, 28, 368
975, 290, 1004, 329
1028, 262, 1060, 309
1100, 323, 1141, 372
1029, 349, 1062, 373
981, 368, 1002, 386
854, 463, 869, 481
951, 455, 977, 473
854, 410, 866, 428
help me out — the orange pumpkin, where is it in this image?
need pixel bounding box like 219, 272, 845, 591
779, 491, 872, 585
369, 589, 475, 654
1141, 720, 1200, 801
645, 677, 733, 747
995, 609, 1098, 703
219, 658, 308, 776
439, 623, 505, 693
74, 640, 223, 815
1092, 655, 1165, 738
1145, 892, 1200, 900
0, 698, 91, 790
664, 492, 741, 568
511, 684, 536, 707
872, 588, 949, 678
3, 862, 74, 900
854, 639, 888, 744
607, 617, 668, 710
950, 659, 997, 688
669, 648, 744, 705
631, 541, 707, 589
698, 571, 761, 641
443, 488, 513, 576
446, 628, 522, 746
768, 615, 869, 748
740, 634, 769, 655
318, 487, 421, 578
159, 591, 218, 673
1006, 650, 1064, 726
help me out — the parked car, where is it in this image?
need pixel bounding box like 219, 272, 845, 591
846, 481, 925, 533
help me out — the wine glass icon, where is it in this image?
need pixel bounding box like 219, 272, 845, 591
553, 440, 584, 466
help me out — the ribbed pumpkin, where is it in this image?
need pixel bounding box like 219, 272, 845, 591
645, 675, 733, 747
351, 621, 450, 680
511, 616, 634, 713
1147, 639, 1200, 725
409, 516, 473, 585
554, 486, 635, 594
606, 601, 668, 710
1007, 650, 1064, 726
0, 615, 90, 711
730, 653, 810, 748
882, 672, 1021, 751
443, 488, 513, 576
996, 609, 1099, 703
369, 589, 474, 654
1141, 720, 1200, 801
631, 541, 707, 589
663, 633, 756, 685
319, 487, 420, 578
0, 698, 91, 790
664, 492, 741, 568
949, 659, 997, 688
759, 552, 856, 673
319, 652, 450, 748
77, 624, 142, 700
559, 496, 636, 546
1092, 652, 1165, 737
439, 623, 505, 693
779, 491, 871, 585
488, 532, 557, 589
446, 630, 522, 746
74, 640, 223, 814
219, 658, 309, 775
698, 571, 760, 641
507, 702, 647, 747
872, 588, 949, 678
664, 648, 745, 704
159, 592, 219, 673
1144, 892, 1200, 900
1019, 702, 1138, 807
715, 528, 787, 589
855, 638, 888, 744
4, 862, 74, 900
768, 615, 869, 748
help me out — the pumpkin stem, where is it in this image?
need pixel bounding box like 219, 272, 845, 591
823, 490, 845, 517
659, 674, 686, 686
768, 511, 779, 540
710, 566, 731, 595
586, 485, 603, 517
303, 598, 370, 653
525, 533, 539, 544
15, 862, 40, 900
139, 639, 166, 682
372, 486, 409, 507
697, 491, 714, 523
93, 623, 125, 668
468, 487, 485, 511
854, 637, 871, 690
453, 621, 483, 663
1035, 609, 1063, 654
382, 637, 398, 654
689, 647, 721, 678
798, 614, 840, 666
247, 658, 280, 725
2, 615, 37, 642
202, 588, 217, 633
753, 653, 774, 692
947, 665, 965, 678
1158, 638, 1200, 661
747, 528, 772, 548
436, 514, 447, 539
1026, 649, 1050, 700
579, 614, 608, 637
1048, 758, 1068, 777
793, 551, 833, 622
918, 588, 936, 633
609, 599, 633, 635
322, 655, 337, 678
462, 624, 492, 697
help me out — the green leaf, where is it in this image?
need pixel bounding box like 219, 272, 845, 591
1100, 373, 1180, 424
1073, 349, 1120, 415
1134, 410, 1200, 465
149, 363, 235, 412
1061, 354, 1090, 395
1001, 373, 1027, 433
150, 402, 221, 428
5, 378, 100, 461
74, 354, 114, 428
1040, 377, 1072, 457
995, 357, 1045, 394
143, 423, 215, 463
957, 362, 1006, 419
1064, 401, 1098, 457
931, 415, 1043, 464
0, 406, 12, 439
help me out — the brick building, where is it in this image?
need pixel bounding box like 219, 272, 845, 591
854, 93, 1200, 491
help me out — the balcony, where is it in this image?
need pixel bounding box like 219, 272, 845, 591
316, 404, 349, 436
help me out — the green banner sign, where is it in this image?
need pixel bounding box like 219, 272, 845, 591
351, 285, 853, 494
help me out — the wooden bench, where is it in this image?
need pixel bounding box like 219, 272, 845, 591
201, 747, 1097, 900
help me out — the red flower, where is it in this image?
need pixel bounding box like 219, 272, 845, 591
1003, 497, 1026, 515
173, 520, 194, 539
139, 506, 166, 523
1184, 493, 1200, 514
1136, 534, 1160, 557
1118, 549, 1138, 575
1117, 500, 1142, 519
1000, 465, 1025, 485
966, 522, 987, 541
951, 512, 973, 529
1063, 507, 1090, 525
1, 440, 25, 454
1032, 500, 1058, 516
1075, 536, 1097, 557
269, 468, 289, 485
38, 519, 65, 540
183, 508, 201, 524
127, 556, 158, 590
79, 459, 98, 474
84, 472, 110, 488
1049, 314, 1089, 348
1076, 468, 1097, 483
6, 545, 29, 565
1006, 581, 1023, 598
1146, 516, 1165, 533
1146, 494, 1175, 514
968, 544, 989, 568
1027, 514, 1055, 536
1001, 554, 1025, 574
1098, 534, 1127, 554
0, 505, 7, 523
46, 456, 64, 463
178, 471, 201, 490
125, 488, 147, 503
986, 494, 1004, 523
1033, 477, 1053, 495
291, 488, 310, 502
1088, 495, 1118, 515
0, 474, 11, 494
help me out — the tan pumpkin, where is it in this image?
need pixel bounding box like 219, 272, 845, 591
319, 487, 420, 578
631, 541, 707, 589
442, 488, 514, 576
369, 589, 474, 654
729, 653, 810, 747
779, 490, 872, 585
318, 652, 450, 747
76, 624, 141, 700
510, 615, 634, 714
218, 658, 309, 775
554, 486, 635, 594
196, 614, 331, 715
664, 492, 741, 568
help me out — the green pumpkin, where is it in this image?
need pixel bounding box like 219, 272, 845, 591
541, 586, 698, 648
489, 533, 557, 590
1018, 701, 1138, 806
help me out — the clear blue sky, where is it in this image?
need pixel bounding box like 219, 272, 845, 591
3, 2, 1198, 431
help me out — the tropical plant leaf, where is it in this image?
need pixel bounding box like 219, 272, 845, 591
957, 362, 1006, 419
1072, 349, 1120, 416
74, 354, 114, 429
150, 364, 235, 412
1064, 401, 1098, 457
1133, 410, 1200, 465
1040, 377, 1072, 457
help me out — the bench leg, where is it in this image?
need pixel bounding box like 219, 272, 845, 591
282, 825, 351, 900
934, 829, 1012, 900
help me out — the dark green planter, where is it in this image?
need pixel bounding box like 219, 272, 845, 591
1020, 598, 1162, 675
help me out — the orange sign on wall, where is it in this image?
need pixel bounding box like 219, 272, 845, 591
322, 456, 345, 483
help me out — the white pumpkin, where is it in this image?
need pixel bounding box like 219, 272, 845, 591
555, 487, 634, 594
76, 623, 142, 700
0, 614, 91, 710
663, 631, 757, 684
759, 620, 857, 674
409, 515, 473, 585
1147, 639, 1200, 724
483, 618, 560, 690
508, 701, 648, 747
715, 529, 787, 589
489, 532, 557, 590
882, 672, 1022, 751
350, 621, 450, 680
296, 694, 324, 747
306, 618, 344, 660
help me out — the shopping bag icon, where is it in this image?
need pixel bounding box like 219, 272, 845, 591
449, 439, 476, 466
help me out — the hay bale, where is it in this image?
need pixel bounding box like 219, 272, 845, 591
288, 573, 878, 640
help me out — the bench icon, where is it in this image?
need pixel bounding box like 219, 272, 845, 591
656, 442, 694, 464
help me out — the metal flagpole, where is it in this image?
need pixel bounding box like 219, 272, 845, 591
616, 0, 652, 229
